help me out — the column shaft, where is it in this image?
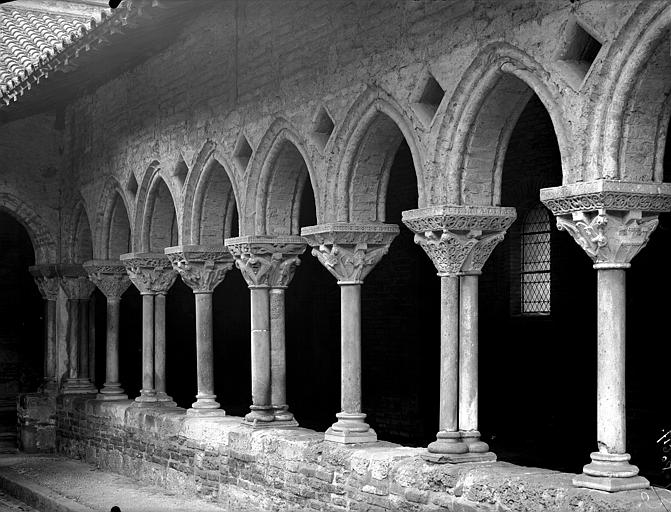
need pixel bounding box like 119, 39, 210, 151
270, 288, 293, 421
340, 284, 362, 414
246, 287, 273, 423
439, 275, 459, 432
188, 291, 222, 414
597, 269, 626, 454
78, 299, 90, 380
45, 300, 57, 385
98, 298, 126, 399
138, 293, 156, 401
154, 293, 166, 395
459, 274, 478, 431
68, 299, 80, 380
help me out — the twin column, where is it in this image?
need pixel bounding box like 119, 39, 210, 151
403, 206, 516, 462
225, 236, 306, 427
121, 253, 178, 406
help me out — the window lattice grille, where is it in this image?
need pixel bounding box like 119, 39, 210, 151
520, 206, 551, 314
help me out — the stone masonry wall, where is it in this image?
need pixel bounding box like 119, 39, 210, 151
56, 397, 670, 512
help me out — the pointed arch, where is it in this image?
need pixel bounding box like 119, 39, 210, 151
431, 42, 572, 205
589, 2, 671, 181
134, 161, 180, 252
334, 88, 426, 222
245, 118, 320, 235
182, 141, 241, 245
68, 200, 94, 263
0, 193, 57, 264
95, 177, 133, 259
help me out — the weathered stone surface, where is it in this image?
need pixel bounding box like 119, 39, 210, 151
54, 396, 671, 511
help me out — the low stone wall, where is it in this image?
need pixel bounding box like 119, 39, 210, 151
17, 392, 55, 453
55, 396, 668, 511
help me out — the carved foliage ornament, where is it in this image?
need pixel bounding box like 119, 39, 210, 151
84, 265, 131, 300
122, 257, 178, 294
556, 210, 659, 267
59, 276, 96, 300
167, 251, 233, 293
414, 230, 506, 276
311, 243, 389, 284
227, 242, 304, 288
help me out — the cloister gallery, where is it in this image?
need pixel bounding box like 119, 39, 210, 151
2, 0, 671, 510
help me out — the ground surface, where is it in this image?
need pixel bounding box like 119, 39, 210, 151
0, 454, 229, 512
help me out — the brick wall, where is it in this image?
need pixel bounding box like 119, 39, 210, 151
55, 396, 662, 512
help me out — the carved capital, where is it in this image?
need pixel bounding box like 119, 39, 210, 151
165, 245, 234, 293
29, 264, 59, 300
82, 260, 131, 300
119, 252, 178, 295
56, 264, 96, 300
402, 205, 515, 276
225, 236, 306, 288
301, 223, 399, 284
540, 179, 671, 217
556, 210, 658, 268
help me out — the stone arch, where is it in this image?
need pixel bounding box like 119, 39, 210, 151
334, 88, 426, 222
68, 201, 94, 263
589, 2, 671, 181
182, 141, 241, 245
249, 119, 319, 235
0, 193, 57, 264
432, 42, 572, 205
134, 161, 180, 252
96, 177, 133, 259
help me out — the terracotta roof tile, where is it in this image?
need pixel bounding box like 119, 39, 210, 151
0, 6, 93, 101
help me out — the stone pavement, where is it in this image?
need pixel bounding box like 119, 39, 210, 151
0, 454, 230, 512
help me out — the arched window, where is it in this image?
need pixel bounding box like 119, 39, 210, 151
517, 204, 551, 315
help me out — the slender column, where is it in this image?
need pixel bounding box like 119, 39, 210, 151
302, 223, 399, 443
540, 179, 671, 491
269, 288, 292, 421
88, 297, 96, 385
121, 253, 177, 406
140, 293, 156, 401
29, 265, 59, 393
83, 261, 132, 400
78, 299, 91, 383
166, 246, 234, 416
459, 272, 488, 452
58, 265, 97, 395
225, 236, 306, 428
403, 205, 514, 462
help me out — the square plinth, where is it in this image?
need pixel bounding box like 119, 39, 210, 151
573, 473, 650, 492
422, 451, 497, 464
324, 427, 377, 444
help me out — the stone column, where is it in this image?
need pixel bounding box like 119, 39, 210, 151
165, 245, 234, 416
57, 265, 97, 395
120, 253, 177, 406
225, 236, 306, 428
403, 205, 515, 462
83, 261, 132, 400
302, 223, 399, 443
541, 180, 671, 492
29, 265, 59, 394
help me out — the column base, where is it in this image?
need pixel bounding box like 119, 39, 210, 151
61, 379, 98, 395
133, 389, 158, 405
155, 391, 177, 407
39, 379, 59, 395
273, 404, 297, 424
423, 451, 497, 464
243, 405, 275, 427
324, 412, 377, 444
461, 430, 491, 453
426, 430, 469, 455
573, 452, 650, 492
